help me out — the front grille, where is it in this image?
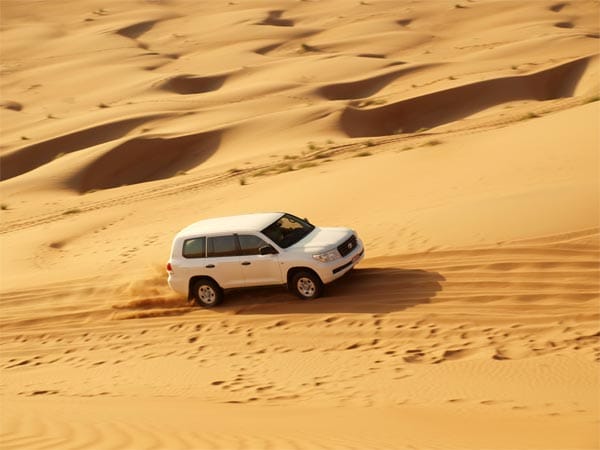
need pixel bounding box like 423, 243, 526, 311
337, 234, 357, 257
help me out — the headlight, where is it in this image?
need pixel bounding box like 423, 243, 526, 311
312, 249, 340, 263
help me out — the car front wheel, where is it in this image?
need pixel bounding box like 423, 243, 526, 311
193, 279, 223, 307
290, 271, 323, 300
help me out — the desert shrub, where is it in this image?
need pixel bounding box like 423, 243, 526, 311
276, 163, 295, 173
298, 162, 318, 169
300, 43, 319, 52
358, 98, 387, 108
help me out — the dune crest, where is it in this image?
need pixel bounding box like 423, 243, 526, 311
72, 129, 222, 192
0, 116, 161, 181
340, 55, 594, 136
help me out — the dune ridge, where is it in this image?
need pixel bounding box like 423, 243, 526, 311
71, 129, 223, 192
0, 116, 162, 181
340, 55, 594, 136
317, 63, 434, 101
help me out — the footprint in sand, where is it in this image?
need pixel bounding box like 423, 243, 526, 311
28, 390, 59, 396
6, 360, 30, 369
549, 2, 567, 12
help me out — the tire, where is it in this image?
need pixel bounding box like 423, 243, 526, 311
290, 270, 323, 300
192, 279, 223, 307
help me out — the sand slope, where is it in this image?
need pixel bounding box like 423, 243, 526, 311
1, 0, 599, 449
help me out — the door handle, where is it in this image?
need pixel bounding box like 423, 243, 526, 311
241, 262, 251, 266
206, 264, 215, 268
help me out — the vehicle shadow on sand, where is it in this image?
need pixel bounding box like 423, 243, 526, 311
217, 267, 445, 315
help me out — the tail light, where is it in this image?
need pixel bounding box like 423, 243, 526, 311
166, 262, 173, 272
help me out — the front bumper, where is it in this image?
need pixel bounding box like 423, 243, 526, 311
318, 242, 365, 284
333, 248, 364, 274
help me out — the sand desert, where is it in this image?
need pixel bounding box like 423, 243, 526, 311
1, 0, 599, 449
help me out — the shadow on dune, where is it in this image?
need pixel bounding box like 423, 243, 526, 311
256, 10, 295, 27
69, 129, 222, 193
158, 74, 228, 95
340, 55, 592, 136
0, 116, 160, 181
218, 267, 445, 315
117, 20, 158, 40
317, 64, 432, 101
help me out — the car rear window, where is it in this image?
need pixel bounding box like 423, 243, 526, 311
182, 237, 206, 258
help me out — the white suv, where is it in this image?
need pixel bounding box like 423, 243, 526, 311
167, 212, 364, 307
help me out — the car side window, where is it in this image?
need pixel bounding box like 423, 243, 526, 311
183, 237, 206, 258
207, 235, 238, 257
238, 234, 270, 255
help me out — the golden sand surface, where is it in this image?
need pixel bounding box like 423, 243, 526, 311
1, 1, 599, 449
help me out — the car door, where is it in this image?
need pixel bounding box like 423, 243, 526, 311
205, 235, 245, 289
237, 234, 284, 287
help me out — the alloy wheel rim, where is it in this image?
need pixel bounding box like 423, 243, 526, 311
297, 277, 316, 297
199, 286, 216, 304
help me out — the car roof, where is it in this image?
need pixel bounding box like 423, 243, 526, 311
176, 212, 285, 238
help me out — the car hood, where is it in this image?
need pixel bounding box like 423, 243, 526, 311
288, 227, 353, 253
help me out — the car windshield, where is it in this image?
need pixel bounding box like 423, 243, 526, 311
261, 213, 315, 249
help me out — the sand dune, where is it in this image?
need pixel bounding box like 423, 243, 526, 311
0, 116, 160, 181
340, 55, 595, 136
72, 129, 223, 192
1, 0, 599, 449
317, 63, 435, 101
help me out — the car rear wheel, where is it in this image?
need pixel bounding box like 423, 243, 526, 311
290, 271, 323, 300
193, 279, 223, 307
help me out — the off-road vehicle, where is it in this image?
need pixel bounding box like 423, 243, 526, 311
167, 212, 364, 306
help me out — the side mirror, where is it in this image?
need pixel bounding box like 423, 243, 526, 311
259, 245, 277, 255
